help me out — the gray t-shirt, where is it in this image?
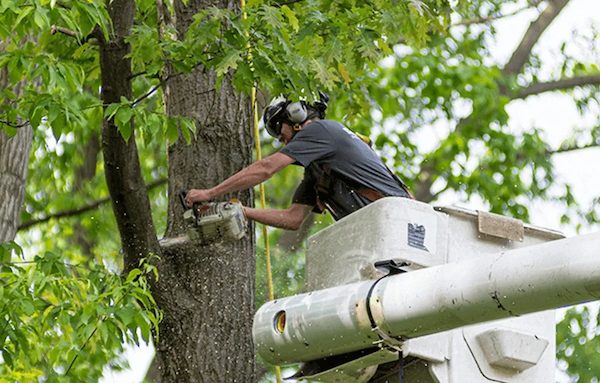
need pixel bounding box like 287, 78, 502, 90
280, 120, 409, 219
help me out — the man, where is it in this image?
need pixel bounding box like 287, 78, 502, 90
185, 94, 412, 230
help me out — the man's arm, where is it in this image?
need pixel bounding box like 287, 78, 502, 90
243, 203, 313, 230
186, 152, 295, 206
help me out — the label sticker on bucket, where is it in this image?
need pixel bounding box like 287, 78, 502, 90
408, 223, 429, 252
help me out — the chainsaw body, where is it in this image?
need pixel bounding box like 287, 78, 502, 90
183, 201, 247, 244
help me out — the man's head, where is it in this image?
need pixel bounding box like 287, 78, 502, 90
278, 120, 305, 145
262, 93, 329, 141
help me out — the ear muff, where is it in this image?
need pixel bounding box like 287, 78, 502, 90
311, 91, 329, 119
285, 101, 308, 125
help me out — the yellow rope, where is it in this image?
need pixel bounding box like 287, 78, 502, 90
241, 1, 281, 382
251, 88, 276, 302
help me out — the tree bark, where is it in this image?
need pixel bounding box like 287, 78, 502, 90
0, 127, 32, 242
0, 62, 33, 242
98, 0, 161, 271
151, 0, 257, 381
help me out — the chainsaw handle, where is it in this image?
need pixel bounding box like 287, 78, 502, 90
179, 190, 189, 210
180, 190, 208, 220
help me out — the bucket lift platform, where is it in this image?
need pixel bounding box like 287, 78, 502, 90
253, 197, 599, 383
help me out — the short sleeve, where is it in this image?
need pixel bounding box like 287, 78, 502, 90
280, 122, 334, 167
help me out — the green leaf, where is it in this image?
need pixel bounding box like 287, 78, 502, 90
138, 316, 150, 343
117, 307, 136, 327
2, 349, 14, 368
216, 49, 242, 76
21, 300, 35, 316
33, 8, 49, 30
337, 62, 351, 84
105, 103, 120, 119
180, 117, 195, 144
280, 5, 298, 32
115, 107, 134, 141
29, 105, 46, 129
165, 117, 179, 144
125, 268, 142, 284
13, 6, 34, 29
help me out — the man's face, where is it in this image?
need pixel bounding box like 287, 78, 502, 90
279, 122, 295, 145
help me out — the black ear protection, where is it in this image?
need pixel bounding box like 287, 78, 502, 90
312, 91, 329, 119
262, 92, 330, 138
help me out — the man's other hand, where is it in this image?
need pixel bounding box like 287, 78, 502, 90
185, 189, 213, 207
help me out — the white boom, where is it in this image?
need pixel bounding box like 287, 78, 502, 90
254, 231, 600, 365
252, 198, 597, 382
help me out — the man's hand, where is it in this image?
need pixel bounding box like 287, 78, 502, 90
185, 189, 214, 207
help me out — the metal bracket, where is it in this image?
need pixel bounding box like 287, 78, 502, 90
477, 211, 524, 241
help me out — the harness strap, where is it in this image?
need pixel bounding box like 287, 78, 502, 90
309, 163, 330, 213
311, 163, 388, 215
383, 163, 414, 200
355, 186, 386, 202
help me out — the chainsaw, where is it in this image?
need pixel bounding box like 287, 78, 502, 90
179, 190, 247, 244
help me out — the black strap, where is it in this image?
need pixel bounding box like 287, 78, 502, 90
365, 260, 409, 340
382, 163, 414, 199
365, 273, 388, 331
399, 351, 405, 383
307, 163, 332, 214
366, 260, 409, 383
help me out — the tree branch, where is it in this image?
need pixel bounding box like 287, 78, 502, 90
17, 178, 166, 231
515, 140, 599, 162
0, 119, 29, 129
455, 2, 543, 27
552, 142, 600, 155
132, 83, 162, 107
50, 25, 78, 38
514, 74, 600, 98
503, 0, 570, 76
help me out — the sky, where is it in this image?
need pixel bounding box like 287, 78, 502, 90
101, 1, 600, 381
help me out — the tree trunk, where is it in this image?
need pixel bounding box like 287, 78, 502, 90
151, 0, 257, 380
0, 65, 32, 242
72, 134, 100, 256
0, 126, 32, 243
96, 0, 256, 380
98, 0, 161, 272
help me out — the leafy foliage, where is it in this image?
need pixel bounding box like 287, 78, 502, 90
0, 242, 161, 382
